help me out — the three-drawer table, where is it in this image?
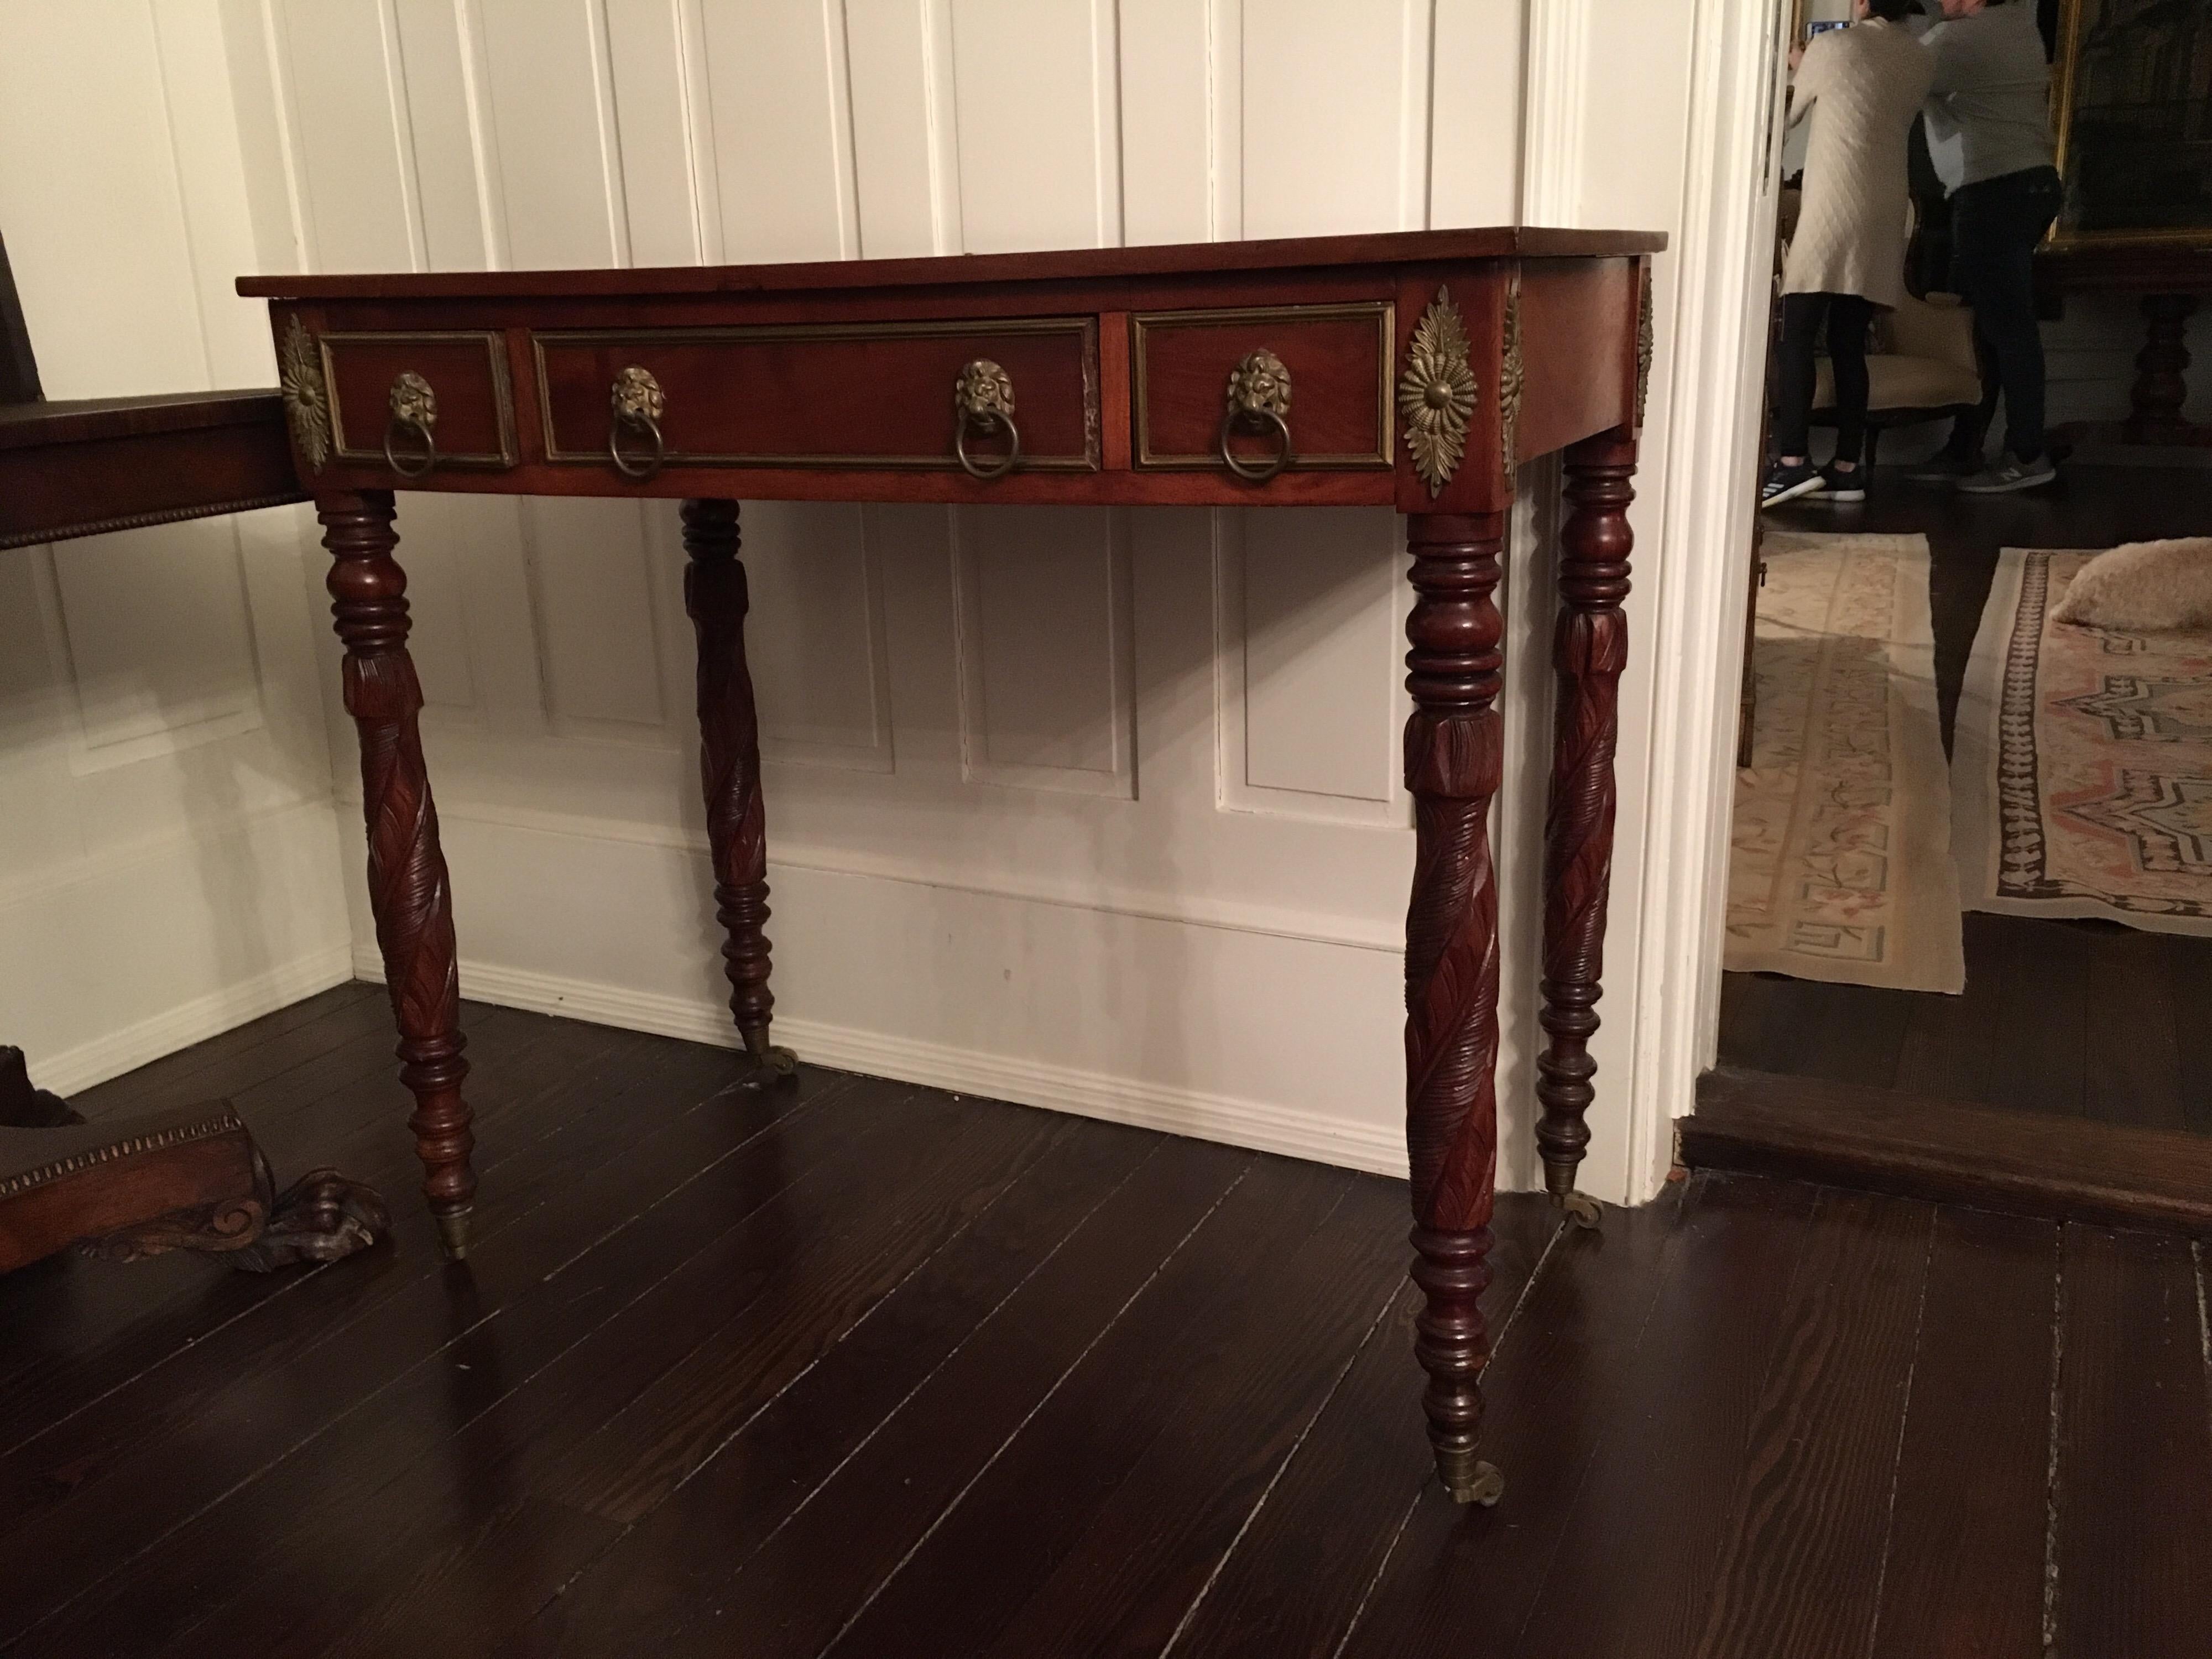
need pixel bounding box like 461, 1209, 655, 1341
241, 225, 1665, 1505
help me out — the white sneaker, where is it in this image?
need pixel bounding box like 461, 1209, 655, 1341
1956, 456, 2057, 494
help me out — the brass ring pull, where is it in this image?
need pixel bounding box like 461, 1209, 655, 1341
953, 359, 1020, 481
1219, 349, 1293, 483
608, 365, 667, 482
383, 371, 439, 479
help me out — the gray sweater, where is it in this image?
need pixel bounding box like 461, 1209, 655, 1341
1914, 7, 2056, 192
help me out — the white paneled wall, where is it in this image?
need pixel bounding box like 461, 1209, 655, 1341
0, 1, 353, 1092
0, 0, 1775, 1202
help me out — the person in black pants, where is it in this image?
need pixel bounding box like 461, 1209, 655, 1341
1907, 0, 2062, 493
1771, 293, 1879, 505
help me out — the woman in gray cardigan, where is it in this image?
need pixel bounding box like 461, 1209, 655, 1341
1765, 0, 1936, 509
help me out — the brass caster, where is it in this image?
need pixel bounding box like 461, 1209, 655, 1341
764, 1044, 799, 1077
1554, 1190, 1603, 1230
434, 1207, 473, 1261
1447, 1462, 1506, 1507
732, 1039, 800, 1091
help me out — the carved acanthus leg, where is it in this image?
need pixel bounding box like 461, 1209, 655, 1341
320, 490, 477, 1259
682, 499, 796, 1086
1402, 511, 1510, 1507
1535, 430, 1637, 1229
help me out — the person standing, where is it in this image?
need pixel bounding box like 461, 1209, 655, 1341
1765, 1, 1937, 509
1908, 0, 2063, 493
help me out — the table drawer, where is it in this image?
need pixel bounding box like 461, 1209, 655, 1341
532, 319, 1101, 473
1132, 302, 1395, 473
322, 330, 519, 471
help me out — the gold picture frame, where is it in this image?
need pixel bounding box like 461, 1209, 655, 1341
2049, 0, 2212, 251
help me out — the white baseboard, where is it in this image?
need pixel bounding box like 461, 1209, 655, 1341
357, 947, 1411, 1180
35, 944, 357, 1098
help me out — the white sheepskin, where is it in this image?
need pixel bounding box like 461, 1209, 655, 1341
2050, 538, 2212, 633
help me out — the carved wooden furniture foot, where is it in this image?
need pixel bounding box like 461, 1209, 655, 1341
1535, 429, 1639, 1233
0, 1097, 388, 1275
1402, 512, 1511, 1505
320, 490, 477, 1258
683, 499, 798, 1088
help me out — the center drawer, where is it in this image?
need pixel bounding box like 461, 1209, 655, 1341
532, 319, 1100, 471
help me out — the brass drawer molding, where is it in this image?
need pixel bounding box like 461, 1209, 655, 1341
953, 357, 1020, 479
609, 365, 667, 481
279, 315, 331, 473
1219, 348, 1293, 482
384, 371, 438, 478
1130, 301, 1395, 470
1399, 285, 1478, 497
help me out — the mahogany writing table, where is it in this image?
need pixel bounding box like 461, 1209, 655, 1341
241, 225, 1665, 1505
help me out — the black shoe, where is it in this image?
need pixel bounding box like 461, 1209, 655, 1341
1820, 465, 1867, 503
1761, 460, 1824, 509
1957, 454, 2057, 494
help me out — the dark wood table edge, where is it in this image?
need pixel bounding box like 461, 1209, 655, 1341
1684, 1065, 2212, 1237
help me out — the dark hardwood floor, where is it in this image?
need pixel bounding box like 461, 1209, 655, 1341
1727, 464, 2212, 1132
4, 989, 2210, 1656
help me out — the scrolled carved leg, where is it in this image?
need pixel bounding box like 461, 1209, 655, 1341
231, 1156, 390, 1272
683, 499, 796, 1087
1535, 430, 1638, 1229
1402, 511, 1510, 1506
320, 490, 477, 1259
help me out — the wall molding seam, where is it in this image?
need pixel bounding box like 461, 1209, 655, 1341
0, 795, 341, 914
30, 944, 356, 1099
357, 948, 1413, 1178
1617, 0, 1781, 1200
333, 789, 1408, 951
1519, 0, 1589, 226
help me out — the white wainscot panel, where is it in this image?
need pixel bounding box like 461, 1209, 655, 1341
743, 502, 895, 771
947, 0, 1120, 252
473, 0, 629, 268
697, 0, 857, 262
274, 0, 424, 271
521, 498, 673, 740
1239, 0, 1432, 238
1215, 507, 1406, 823
952, 505, 1133, 796
38, 520, 264, 769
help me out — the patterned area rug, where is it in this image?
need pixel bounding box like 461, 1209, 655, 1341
1726, 532, 1966, 992
1955, 549, 2212, 936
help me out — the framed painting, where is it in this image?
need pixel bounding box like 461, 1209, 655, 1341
2051, 0, 2212, 249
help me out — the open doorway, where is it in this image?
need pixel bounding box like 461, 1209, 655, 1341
1698, 0, 2212, 1217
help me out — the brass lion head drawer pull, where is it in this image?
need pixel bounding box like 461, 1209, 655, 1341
1219, 349, 1293, 482
608, 366, 667, 482
953, 359, 1020, 481
383, 372, 439, 479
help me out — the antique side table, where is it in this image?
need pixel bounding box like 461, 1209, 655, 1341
241, 226, 1664, 1504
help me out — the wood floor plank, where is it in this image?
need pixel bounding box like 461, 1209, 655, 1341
0, 1062, 859, 1652
1893, 912, 2010, 1103
1870, 1206, 2057, 1659
803, 1156, 1371, 1659
521, 1135, 1254, 1659
1506, 1173, 1823, 1659
64, 982, 384, 1120
1335, 1179, 1703, 1659
1687, 1189, 1934, 1659
2162, 933, 2212, 1138
0, 1006, 625, 1475
969, 1175, 1411, 1659
2081, 925, 2183, 1131
1166, 1192, 1563, 1659
2051, 1224, 2212, 1659
666, 1153, 1327, 1659
1985, 920, 2090, 1118
147, 1093, 1067, 1659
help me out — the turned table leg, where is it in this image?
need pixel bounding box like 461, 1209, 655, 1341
319, 490, 476, 1259
682, 499, 796, 1086
1535, 430, 1637, 1228
1402, 511, 1510, 1507
2124, 293, 2199, 446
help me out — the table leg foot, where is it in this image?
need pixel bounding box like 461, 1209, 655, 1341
732, 1031, 799, 1090
433, 1206, 473, 1260
1443, 1455, 1506, 1507
1552, 1189, 1604, 1230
